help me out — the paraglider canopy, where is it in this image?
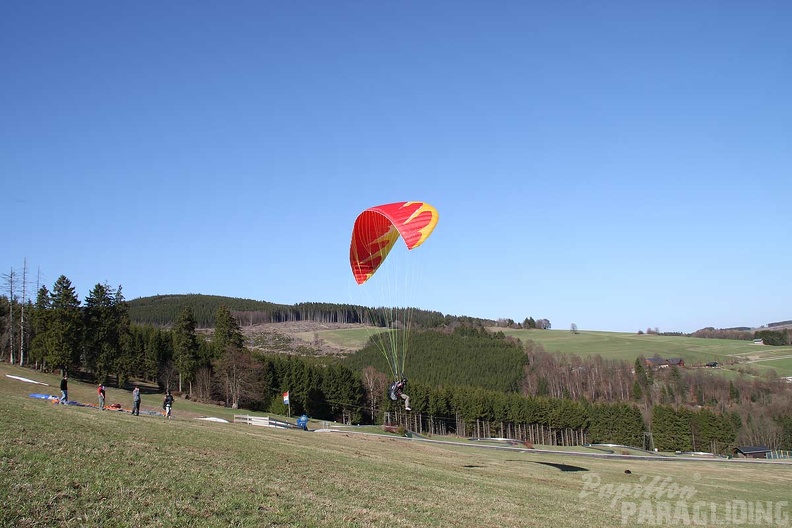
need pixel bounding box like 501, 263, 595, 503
348, 201, 439, 380
349, 201, 439, 285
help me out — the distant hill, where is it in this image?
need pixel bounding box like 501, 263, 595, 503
765, 320, 792, 331
128, 294, 492, 329
128, 294, 282, 327
128, 294, 371, 328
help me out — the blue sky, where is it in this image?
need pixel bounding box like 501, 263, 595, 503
2, 1, 790, 333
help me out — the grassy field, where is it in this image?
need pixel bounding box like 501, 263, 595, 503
490, 329, 792, 377
3, 364, 791, 527
491, 329, 758, 362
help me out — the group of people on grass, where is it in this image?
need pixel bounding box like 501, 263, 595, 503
59, 373, 174, 418
58, 372, 412, 418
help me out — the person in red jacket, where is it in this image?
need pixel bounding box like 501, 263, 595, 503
98, 384, 106, 410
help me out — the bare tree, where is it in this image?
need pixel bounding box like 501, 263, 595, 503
159, 360, 179, 393
2, 268, 15, 364
193, 366, 213, 402
570, 323, 578, 334
361, 366, 388, 422
19, 259, 27, 366
214, 346, 262, 409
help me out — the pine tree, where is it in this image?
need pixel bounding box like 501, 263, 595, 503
211, 305, 248, 407
113, 286, 133, 386
84, 283, 117, 382
633, 357, 651, 404
29, 286, 51, 368
46, 276, 82, 373
173, 306, 200, 394
632, 380, 643, 401
213, 305, 244, 354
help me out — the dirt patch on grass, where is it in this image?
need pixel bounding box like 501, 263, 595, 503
229, 321, 367, 356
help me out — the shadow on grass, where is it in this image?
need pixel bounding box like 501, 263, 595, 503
507, 460, 589, 472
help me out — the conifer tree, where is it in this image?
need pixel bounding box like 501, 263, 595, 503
46, 276, 82, 373
29, 286, 51, 368
173, 306, 200, 394
113, 286, 133, 386
212, 305, 249, 407
213, 305, 244, 354
84, 283, 117, 383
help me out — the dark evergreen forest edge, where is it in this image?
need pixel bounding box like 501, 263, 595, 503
126, 293, 491, 328
2, 287, 792, 455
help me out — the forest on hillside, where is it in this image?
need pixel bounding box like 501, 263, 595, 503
343, 326, 527, 393
127, 294, 492, 329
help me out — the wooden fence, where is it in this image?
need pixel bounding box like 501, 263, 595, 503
234, 415, 296, 429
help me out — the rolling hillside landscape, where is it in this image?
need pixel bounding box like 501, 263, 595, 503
6, 1, 792, 525
127, 294, 792, 378
247, 322, 792, 378
3, 292, 792, 527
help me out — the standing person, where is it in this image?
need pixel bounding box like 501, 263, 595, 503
98, 384, 106, 410
59, 374, 68, 405
163, 390, 174, 419
132, 386, 141, 416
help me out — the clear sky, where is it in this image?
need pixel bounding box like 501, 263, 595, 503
2, 1, 790, 333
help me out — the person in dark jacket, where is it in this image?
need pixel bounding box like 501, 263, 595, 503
163, 390, 174, 419
390, 378, 411, 411
59, 374, 68, 404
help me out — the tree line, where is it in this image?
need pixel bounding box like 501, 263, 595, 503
491, 316, 552, 329
753, 329, 791, 346
392, 386, 747, 454
127, 294, 494, 329
682, 326, 791, 345
520, 342, 792, 450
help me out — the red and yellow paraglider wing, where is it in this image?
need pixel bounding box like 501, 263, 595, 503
350, 201, 439, 285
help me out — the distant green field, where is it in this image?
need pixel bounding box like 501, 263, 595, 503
492, 329, 749, 362
490, 329, 792, 377
749, 356, 792, 377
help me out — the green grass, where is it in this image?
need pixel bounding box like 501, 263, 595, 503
727, 348, 792, 378
3, 364, 792, 527
489, 329, 792, 377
